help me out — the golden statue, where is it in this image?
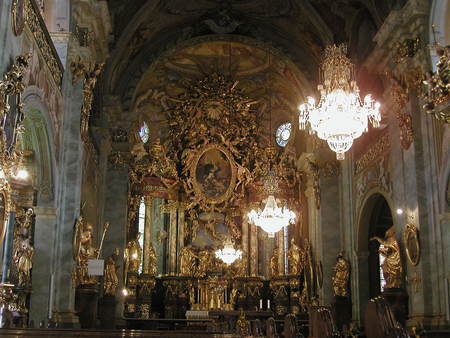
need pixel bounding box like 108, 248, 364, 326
103, 248, 120, 296
147, 243, 158, 276
370, 226, 403, 289
270, 247, 279, 277
72, 216, 109, 286
196, 250, 211, 278
332, 252, 350, 297
236, 308, 249, 336
288, 239, 302, 275
16, 238, 34, 286
124, 233, 142, 279
180, 245, 196, 276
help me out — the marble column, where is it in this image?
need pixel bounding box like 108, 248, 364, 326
241, 215, 249, 275
29, 206, 57, 325
0, 206, 16, 283
52, 73, 84, 327
142, 196, 153, 275
176, 204, 185, 274
250, 223, 258, 276
102, 166, 128, 320
168, 203, 177, 275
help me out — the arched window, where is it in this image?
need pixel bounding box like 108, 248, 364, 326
138, 197, 146, 273
138, 122, 150, 144
276, 122, 292, 147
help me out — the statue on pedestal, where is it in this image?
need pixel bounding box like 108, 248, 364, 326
370, 226, 403, 289
12, 208, 35, 287
147, 243, 158, 276
332, 252, 350, 297
103, 248, 120, 296
73, 216, 109, 286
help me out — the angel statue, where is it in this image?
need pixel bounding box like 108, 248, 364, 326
72, 216, 109, 286
370, 226, 403, 289
332, 252, 350, 297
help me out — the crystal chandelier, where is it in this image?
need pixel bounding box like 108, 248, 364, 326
215, 238, 242, 265
298, 44, 381, 160
247, 163, 296, 237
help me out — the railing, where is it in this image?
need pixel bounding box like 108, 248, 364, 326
24, 0, 64, 88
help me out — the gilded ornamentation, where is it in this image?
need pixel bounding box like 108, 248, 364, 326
72, 216, 109, 286
387, 72, 414, 149
24, 0, 63, 86
393, 38, 420, 64
179, 245, 196, 276
422, 43, 450, 123
12, 208, 34, 287
370, 226, 403, 289
124, 233, 142, 280
236, 308, 249, 336
332, 252, 350, 297
403, 217, 420, 266
146, 243, 158, 276
270, 247, 280, 277
103, 248, 120, 296
355, 134, 390, 175
287, 239, 303, 275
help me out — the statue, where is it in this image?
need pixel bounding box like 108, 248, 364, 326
124, 233, 142, 279
288, 239, 302, 275
270, 247, 279, 277
103, 248, 120, 296
16, 238, 34, 286
370, 226, 403, 289
196, 250, 211, 278
147, 243, 158, 276
332, 252, 350, 297
180, 245, 196, 276
72, 216, 109, 286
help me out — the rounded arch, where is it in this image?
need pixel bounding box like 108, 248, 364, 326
429, 0, 450, 69
21, 89, 57, 205
355, 190, 395, 322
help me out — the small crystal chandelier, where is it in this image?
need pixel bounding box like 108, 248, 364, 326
215, 238, 242, 265
247, 157, 296, 237
298, 44, 381, 160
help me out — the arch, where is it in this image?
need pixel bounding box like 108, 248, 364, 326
21, 89, 57, 204
355, 190, 395, 322
429, 0, 450, 69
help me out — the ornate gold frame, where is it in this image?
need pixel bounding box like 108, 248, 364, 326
0, 189, 8, 244
12, 0, 25, 36
190, 144, 237, 205
404, 223, 420, 266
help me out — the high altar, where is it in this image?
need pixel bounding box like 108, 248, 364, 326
117, 74, 321, 321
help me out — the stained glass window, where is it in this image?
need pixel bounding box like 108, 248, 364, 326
138, 121, 150, 143
276, 122, 292, 147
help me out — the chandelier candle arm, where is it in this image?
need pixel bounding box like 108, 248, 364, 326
298, 44, 381, 160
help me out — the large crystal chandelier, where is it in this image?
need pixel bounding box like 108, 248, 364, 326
247, 162, 296, 237
215, 238, 242, 265
298, 44, 381, 160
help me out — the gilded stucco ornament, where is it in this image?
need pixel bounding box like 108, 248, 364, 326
332, 252, 350, 297
403, 217, 420, 266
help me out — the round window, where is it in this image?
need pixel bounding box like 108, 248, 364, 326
276, 122, 292, 147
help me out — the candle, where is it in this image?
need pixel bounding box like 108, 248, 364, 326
48, 274, 54, 319
267, 299, 270, 309
259, 299, 263, 309
197, 286, 200, 303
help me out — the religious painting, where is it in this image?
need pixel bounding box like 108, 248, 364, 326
192, 145, 236, 204
404, 223, 420, 266
12, 0, 25, 36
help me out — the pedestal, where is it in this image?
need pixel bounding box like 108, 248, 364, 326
75, 284, 98, 328
382, 288, 408, 326
99, 295, 116, 329
333, 295, 351, 332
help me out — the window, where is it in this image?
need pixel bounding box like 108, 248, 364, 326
276, 122, 292, 147
379, 244, 386, 291
138, 197, 146, 273
138, 122, 150, 143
